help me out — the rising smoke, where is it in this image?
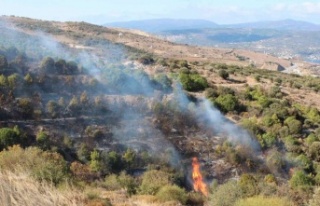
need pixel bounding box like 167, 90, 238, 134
0, 16, 260, 170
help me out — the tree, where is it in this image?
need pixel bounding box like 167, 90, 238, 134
80, 91, 89, 106
24, 73, 33, 85
0, 127, 20, 150
105, 151, 122, 173
7, 73, 19, 89
68, 95, 79, 113
66, 61, 78, 74
90, 149, 102, 173
16, 98, 34, 119
36, 131, 50, 149
40, 57, 55, 73
0, 74, 7, 87
0, 55, 8, 69
55, 59, 67, 74
46, 100, 59, 118
123, 148, 136, 169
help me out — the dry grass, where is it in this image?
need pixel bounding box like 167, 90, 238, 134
101, 191, 182, 206
0, 170, 85, 206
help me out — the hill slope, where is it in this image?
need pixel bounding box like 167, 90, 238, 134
2, 16, 320, 206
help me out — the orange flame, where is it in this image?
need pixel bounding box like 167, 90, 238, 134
192, 157, 208, 196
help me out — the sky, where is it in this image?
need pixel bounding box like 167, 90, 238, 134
0, 0, 320, 24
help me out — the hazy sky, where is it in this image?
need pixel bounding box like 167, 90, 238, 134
1, 0, 320, 24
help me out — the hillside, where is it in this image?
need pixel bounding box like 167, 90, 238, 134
1, 16, 320, 206
108, 18, 320, 64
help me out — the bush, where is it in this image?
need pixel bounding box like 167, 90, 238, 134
289, 170, 313, 189
0, 145, 69, 185
239, 174, 259, 197
0, 55, 8, 69
104, 174, 122, 190
218, 70, 229, 79
214, 94, 239, 113
266, 149, 285, 173
179, 73, 208, 92
118, 171, 138, 195
40, 57, 55, 73
210, 180, 241, 206
36, 131, 50, 149
284, 116, 302, 135
309, 142, 320, 161
156, 185, 187, 204
140, 170, 171, 195
235, 195, 292, 206
0, 127, 21, 150
154, 74, 172, 91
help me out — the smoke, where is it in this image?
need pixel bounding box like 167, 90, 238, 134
0, 16, 260, 171
199, 99, 260, 151
172, 83, 260, 152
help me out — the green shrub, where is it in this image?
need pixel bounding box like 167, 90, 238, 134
261, 132, 277, 148
284, 116, 302, 135
0, 127, 21, 150
0, 145, 69, 185
214, 94, 239, 113
239, 174, 259, 197
295, 154, 312, 171
309, 142, 320, 162
118, 171, 138, 195
179, 73, 208, 91
218, 69, 229, 79
104, 174, 122, 190
156, 185, 187, 204
289, 170, 313, 189
306, 133, 318, 146
210, 180, 241, 206
140, 170, 171, 195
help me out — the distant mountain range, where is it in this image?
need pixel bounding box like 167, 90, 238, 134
105, 18, 320, 32
226, 19, 320, 31
104, 19, 219, 33
104, 18, 320, 63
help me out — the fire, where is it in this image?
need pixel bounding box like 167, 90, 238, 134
192, 157, 208, 196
